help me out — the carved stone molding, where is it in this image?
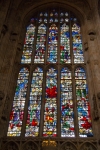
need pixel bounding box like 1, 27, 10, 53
61, 142, 77, 150
80, 143, 96, 150
22, 141, 38, 150
97, 92, 100, 100
3, 141, 18, 150
1, 24, 8, 34
93, 94, 99, 121
88, 30, 96, 41
84, 42, 88, 51
10, 32, 18, 41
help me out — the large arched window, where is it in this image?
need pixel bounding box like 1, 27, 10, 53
7, 8, 93, 138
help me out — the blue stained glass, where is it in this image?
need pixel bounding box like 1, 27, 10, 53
47, 24, 58, 63
7, 68, 29, 136
25, 67, 43, 137
21, 24, 35, 64
34, 24, 46, 63
72, 24, 84, 63
75, 67, 93, 137
60, 24, 71, 63
61, 68, 75, 137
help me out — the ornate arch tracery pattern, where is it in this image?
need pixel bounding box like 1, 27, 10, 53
7, 8, 93, 138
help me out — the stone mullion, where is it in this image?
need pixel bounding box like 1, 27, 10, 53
58, 9, 60, 65
72, 65, 78, 138
57, 9, 61, 137
57, 65, 61, 137
21, 66, 33, 137
31, 12, 39, 65
70, 13, 74, 65
44, 9, 49, 64
39, 67, 46, 137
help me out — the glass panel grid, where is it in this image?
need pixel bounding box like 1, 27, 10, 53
34, 24, 46, 63
47, 24, 58, 63
7, 68, 29, 136
72, 24, 84, 63
61, 68, 75, 137
75, 67, 93, 137
25, 67, 43, 137
60, 24, 71, 63
43, 68, 57, 137
21, 24, 35, 64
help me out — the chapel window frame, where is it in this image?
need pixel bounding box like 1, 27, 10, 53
6, 7, 93, 138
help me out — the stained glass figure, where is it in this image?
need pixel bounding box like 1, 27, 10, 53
44, 19, 47, 23
43, 68, 57, 137
40, 12, 43, 16
7, 68, 29, 136
75, 67, 93, 137
55, 12, 58, 17
60, 12, 64, 16
47, 24, 58, 63
72, 24, 84, 63
49, 18, 53, 23
39, 18, 42, 23
61, 68, 75, 137
60, 18, 64, 23
65, 12, 68, 16
65, 18, 69, 22
44, 12, 48, 17
50, 12, 53, 16
60, 24, 70, 63
21, 24, 35, 64
34, 24, 46, 63
25, 67, 43, 137
54, 18, 58, 22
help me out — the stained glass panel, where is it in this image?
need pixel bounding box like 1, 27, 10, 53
72, 24, 84, 63
43, 68, 57, 137
47, 24, 58, 63
60, 24, 70, 63
7, 68, 29, 136
34, 24, 46, 63
61, 68, 75, 137
21, 24, 35, 64
25, 67, 43, 137
75, 67, 93, 137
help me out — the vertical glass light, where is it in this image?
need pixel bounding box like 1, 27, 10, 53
61, 68, 75, 137
34, 24, 46, 63
21, 24, 35, 64
43, 68, 57, 137
60, 24, 70, 63
75, 67, 93, 137
7, 68, 29, 136
47, 24, 58, 63
25, 67, 43, 137
72, 24, 84, 63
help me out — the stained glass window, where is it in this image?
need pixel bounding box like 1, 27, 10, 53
21, 24, 35, 64
60, 24, 70, 63
43, 68, 57, 137
25, 67, 43, 137
47, 24, 58, 63
8, 9, 93, 138
7, 68, 29, 136
75, 67, 93, 137
34, 24, 46, 63
61, 68, 75, 137
72, 23, 84, 63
